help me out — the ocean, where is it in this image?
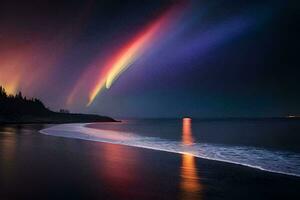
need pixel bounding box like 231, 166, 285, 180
1, 120, 300, 199
42, 118, 300, 177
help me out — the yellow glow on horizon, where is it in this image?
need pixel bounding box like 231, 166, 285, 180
0, 72, 20, 95
2, 82, 18, 95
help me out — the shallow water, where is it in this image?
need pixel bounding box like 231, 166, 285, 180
41, 118, 300, 177
88, 119, 300, 152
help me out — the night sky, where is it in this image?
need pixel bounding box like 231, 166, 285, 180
0, 0, 299, 118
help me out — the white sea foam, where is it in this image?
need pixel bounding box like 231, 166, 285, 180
40, 123, 300, 177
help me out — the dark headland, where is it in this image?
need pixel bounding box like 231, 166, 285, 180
0, 86, 116, 124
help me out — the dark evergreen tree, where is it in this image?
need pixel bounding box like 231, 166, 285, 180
0, 86, 51, 115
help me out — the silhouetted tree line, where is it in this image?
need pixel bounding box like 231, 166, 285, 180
0, 86, 51, 116
0, 86, 116, 123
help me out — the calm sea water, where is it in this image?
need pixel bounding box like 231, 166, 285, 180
89, 119, 300, 152
42, 118, 300, 177
2, 123, 300, 199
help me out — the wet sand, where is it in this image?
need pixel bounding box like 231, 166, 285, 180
0, 124, 300, 200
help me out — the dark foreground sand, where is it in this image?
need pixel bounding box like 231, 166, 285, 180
0, 124, 300, 200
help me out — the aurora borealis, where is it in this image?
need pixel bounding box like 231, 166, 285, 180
0, 0, 299, 118
84, 2, 186, 106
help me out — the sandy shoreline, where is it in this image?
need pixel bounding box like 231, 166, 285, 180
1, 124, 300, 199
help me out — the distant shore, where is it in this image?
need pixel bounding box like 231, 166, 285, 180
0, 85, 117, 124
0, 112, 118, 124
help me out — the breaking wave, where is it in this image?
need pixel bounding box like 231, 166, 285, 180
40, 123, 300, 177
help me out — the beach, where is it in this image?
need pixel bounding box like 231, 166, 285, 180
1, 0, 298, 199
1, 124, 300, 200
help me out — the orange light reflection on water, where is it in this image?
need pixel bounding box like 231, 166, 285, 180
180, 118, 202, 200
95, 143, 141, 198
182, 118, 194, 145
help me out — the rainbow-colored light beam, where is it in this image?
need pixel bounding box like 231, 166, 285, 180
86, 3, 185, 106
